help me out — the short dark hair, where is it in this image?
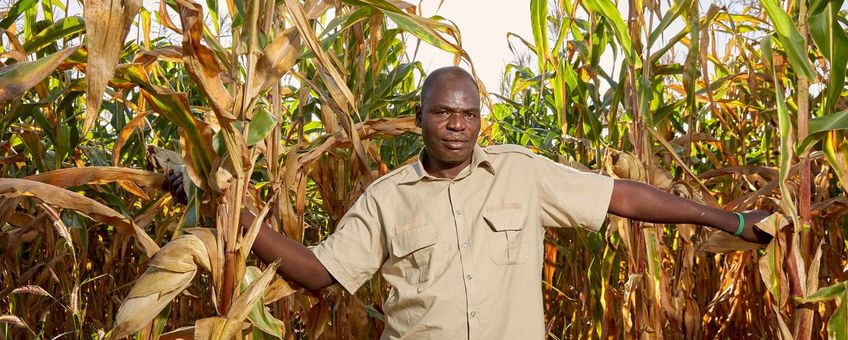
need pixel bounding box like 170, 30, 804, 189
420, 66, 477, 104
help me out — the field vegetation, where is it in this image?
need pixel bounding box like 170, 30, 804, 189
1, 0, 847, 338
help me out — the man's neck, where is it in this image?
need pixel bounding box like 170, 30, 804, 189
421, 152, 472, 180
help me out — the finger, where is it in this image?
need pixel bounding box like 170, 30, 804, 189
176, 189, 188, 204
166, 172, 178, 186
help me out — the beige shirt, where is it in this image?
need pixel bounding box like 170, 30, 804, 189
312, 144, 614, 339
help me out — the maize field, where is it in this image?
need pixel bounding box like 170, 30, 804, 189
1, 0, 847, 338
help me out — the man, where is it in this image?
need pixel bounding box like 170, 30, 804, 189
167, 66, 772, 339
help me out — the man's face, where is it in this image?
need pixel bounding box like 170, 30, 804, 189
416, 75, 481, 167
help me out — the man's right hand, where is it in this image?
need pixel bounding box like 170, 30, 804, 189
162, 169, 334, 291
162, 169, 188, 205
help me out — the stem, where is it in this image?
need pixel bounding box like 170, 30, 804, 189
221, 250, 236, 315
792, 1, 814, 339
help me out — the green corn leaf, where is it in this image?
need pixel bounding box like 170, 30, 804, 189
584, 0, 638, 67
23, 16, 85, 53
121, 64, 216, 190
648, 0, 691, 47
530, 0, 548, 74
798, 109, 848, 152
798, 282, 847, 303
828, 287, 848, 340
383, 11, 460, 54
0, 0, 38, 30
762, 34, 800, 230
809, 0, 848, 115
246, 108, 278, 146
205, 0, 219, 33
758, 0, 816, 79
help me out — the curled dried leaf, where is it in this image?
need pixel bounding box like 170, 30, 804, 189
603, 149, 646, 182
112, 234, 209, 338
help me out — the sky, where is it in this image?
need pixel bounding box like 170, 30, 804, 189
412, 0, 634, 96
411, 0, 535, 95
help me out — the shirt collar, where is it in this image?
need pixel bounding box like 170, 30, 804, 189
400, 144, 493, 185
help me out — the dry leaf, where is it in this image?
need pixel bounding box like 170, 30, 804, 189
112, 234, 209, 338
26, 166, 166, 189
83, 0, 141, 136
0, 178, 159, 257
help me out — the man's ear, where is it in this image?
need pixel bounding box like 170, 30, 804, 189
415, 104, 422, 127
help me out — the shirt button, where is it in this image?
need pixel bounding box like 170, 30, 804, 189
466, 274, 473, 280
461, 241, 469, 248
455, 210, 462, 215
470, 311, 477, 317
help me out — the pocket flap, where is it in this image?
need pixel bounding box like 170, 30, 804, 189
483, 209, 526, 232
391, 225, 436, 257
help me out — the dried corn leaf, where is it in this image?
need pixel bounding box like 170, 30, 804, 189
243, 267, 285, 338
26, 167, 166, 189
299, 117, 419, 164
306, 300, 330, 339
175, 0, 235, 120
112, 234, 209, 338
0, 178, 159, 257
132, 46, 183, 66
113, 110, 151, 166
759, 216, 791, 309
185, 228, 223, 300
193, 317, 246, 340
227, 263, 279, 322
249, 28, 301, 100
83, 0, 141, 136
697, 213, 788, 253
263, 278, 296, 304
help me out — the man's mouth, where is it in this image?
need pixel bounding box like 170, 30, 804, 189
441, 139, 467, 150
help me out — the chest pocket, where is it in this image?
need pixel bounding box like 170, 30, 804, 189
390, 224, 437, 284
483, 208, 527, 265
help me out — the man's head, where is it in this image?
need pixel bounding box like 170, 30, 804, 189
415, 67, 481, 172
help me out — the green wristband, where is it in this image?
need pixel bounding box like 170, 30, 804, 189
733, 212, 745, 237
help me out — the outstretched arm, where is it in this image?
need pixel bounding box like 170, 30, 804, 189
239, 209, 335, 291
164, 170, 334, 291
607, 179, 773, 244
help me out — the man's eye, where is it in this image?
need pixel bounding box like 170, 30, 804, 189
464, 112, 478, 118
436, 111, 449, 116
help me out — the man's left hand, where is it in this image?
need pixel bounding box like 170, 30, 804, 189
738, 210, 773, 244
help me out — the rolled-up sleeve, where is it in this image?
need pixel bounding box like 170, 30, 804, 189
535, 156, 614, 232
311, 190, 386, 294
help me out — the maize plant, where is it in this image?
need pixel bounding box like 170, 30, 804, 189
1, 0, 848, 339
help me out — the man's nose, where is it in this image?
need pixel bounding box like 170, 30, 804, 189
446, 113, 465, 131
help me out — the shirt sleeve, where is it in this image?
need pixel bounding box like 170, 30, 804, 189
534, 155, 614, 232
311, 190, 386, 294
